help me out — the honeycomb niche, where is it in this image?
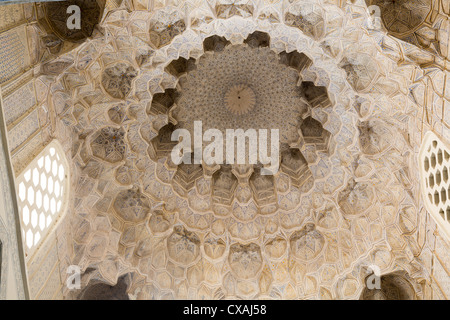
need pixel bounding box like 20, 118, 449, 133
360, 271, 417, 300
42, 0, 106, 43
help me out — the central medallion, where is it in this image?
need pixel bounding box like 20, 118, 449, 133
224, 84, 256, 115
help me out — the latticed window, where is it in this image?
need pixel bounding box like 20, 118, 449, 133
16, 140, 69, 258
419, 131, 450, 240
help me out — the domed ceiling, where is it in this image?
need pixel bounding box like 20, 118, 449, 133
37, 0, 438, 299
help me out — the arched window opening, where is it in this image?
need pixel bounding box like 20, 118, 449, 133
15, 140, 70, 259
419, 132, 450, 241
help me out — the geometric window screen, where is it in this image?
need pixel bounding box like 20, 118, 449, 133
419, 131, 450, 241
15, 140, 70, 259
